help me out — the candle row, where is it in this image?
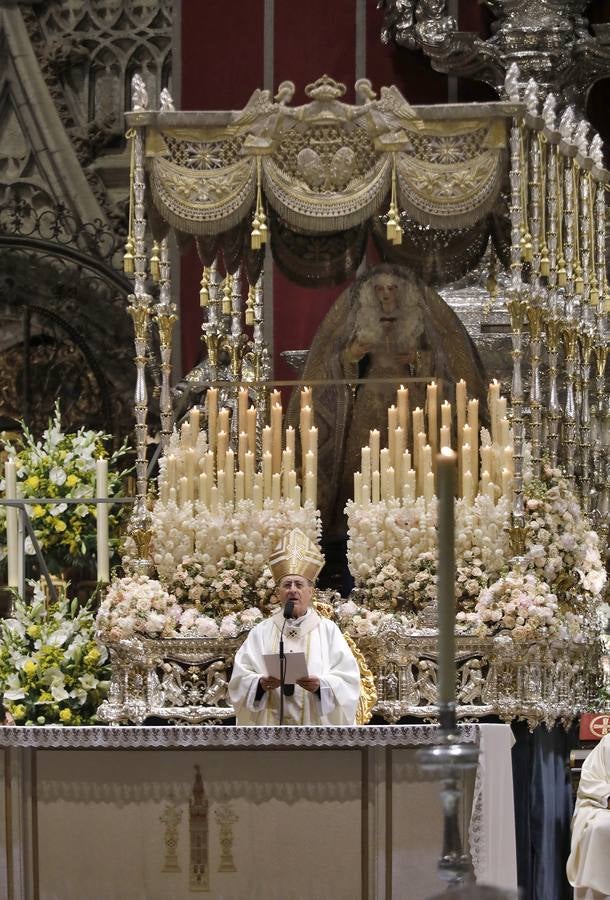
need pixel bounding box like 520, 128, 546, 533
352, 380, 514, 507
159, 389, 318, 510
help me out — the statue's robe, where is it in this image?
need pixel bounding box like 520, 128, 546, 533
228, 609, 360, 725
287, 264, 488, 536
567, 734, 610, 899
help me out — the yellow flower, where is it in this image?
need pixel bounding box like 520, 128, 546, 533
10, 704, 26, 721
54, 519, 67, 533
32, 505, 45, 519
39, 691, 53, 703
25, 475, 40, 490
23, 659, 37, 676
26, 624, 41, 640
59, 708, 72, 723
66, 474, 79, 488
84, 647, 101, 667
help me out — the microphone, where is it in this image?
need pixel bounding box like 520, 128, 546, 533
279, 600, 296, 722
283, 599, 295, 620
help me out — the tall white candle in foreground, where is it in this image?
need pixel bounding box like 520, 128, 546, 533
436, 447, 457, 708
5, 459, 19, 587
207, 388, 218, 451
96, 458, 109, 582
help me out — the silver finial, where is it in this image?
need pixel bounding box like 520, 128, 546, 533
131, 73, 148, 112
589, 134, 604, 167
160, 87, 175, 112
558, 106, 576, 143
524, 78, 539, 116
541, 93, 557, 130
574, 120, 589, 156
504, 62, 521, 102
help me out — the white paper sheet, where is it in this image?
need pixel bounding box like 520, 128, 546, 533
263, 652, 309, 683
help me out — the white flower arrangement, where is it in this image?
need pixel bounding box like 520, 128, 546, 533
96, 574, 267, 644
346, 493, 510, 616
0, 583, 110, 725
463, 570, 560, 641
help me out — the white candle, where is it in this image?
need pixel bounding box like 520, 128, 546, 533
406, 469, 416, 502
501, 467, 512, 497
292, 483, 301, 507
436, 448, 457, 707
166, 454, 177, 489
178, 476, 188, 506
300, 405, 312, 456
354, 471, 363, 506
263, 451, 272, 498
207, 388, 218, 451
485, 480, 496, 503
424, 470, 435, 505
96, 458, 109, 583
372, 470, 380, 503
361, 446, 371, 485
271, 403, 282, 474
218, 407, 230, 440
300, 386, 312, 410
386, 465, 395, 500
272, 472, 281, 508
180, 421, 192, 449
238, 431, 248, 472
361, 482, 370, 505
262, 425, 272, 457
426, 382, 438, 458
468, 399, 479, 484
369, 429, 380, 474
285, 425, 295, 456
308, 426, 318, 472
440, 425, 451, 449
441, 400, 452, 430
247, 406, 257, 454
198, 472, 208, 505
235, 471, 245, 503
397, 384, 409, 435
387, 405, 398, 465
225, 449, 234, 506
463, 470, 474, 505
189, 407, 200, 436
245, 451, 255, 499
210, 485, 219, 514
253, 480, 263, 511
305, 470, 316, 506
217, 469, 226, 505
238, 386, 248, 435
499, 417, 510, 449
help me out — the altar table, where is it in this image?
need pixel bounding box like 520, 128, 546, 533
0, 723, 517, 900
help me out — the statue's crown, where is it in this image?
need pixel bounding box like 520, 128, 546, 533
268, 528, 324, 583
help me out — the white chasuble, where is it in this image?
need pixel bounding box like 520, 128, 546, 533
567, 734, 610, 899
228, 609, 360, 725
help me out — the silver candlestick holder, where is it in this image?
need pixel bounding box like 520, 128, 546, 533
417, 702, 480, 888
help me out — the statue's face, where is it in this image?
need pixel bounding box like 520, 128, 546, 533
374, 275, 400, 315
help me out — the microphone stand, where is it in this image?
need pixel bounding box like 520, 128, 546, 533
279, 600, 294, 725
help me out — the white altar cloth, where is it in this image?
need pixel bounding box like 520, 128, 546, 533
0, 724, 517, 900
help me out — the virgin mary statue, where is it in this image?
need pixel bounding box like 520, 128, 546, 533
287, 263, 488, 538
